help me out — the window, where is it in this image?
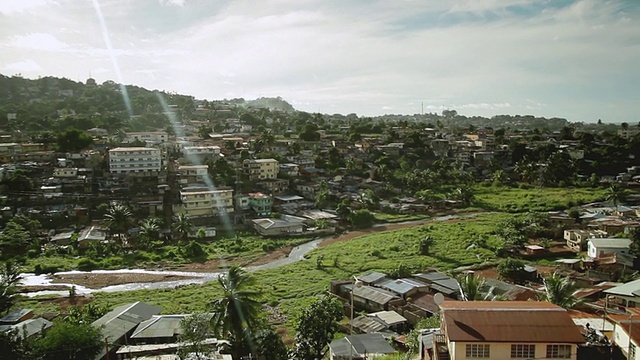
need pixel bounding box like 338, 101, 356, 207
465, 344, 490, 358
631, 343, 636, 359
511, 344, 535, 358
546, 345, 571, 359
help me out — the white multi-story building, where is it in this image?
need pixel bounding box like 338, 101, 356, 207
243, 159, 279, 180
174, 186, 234, 218
124, 131, 169, 145
176, 165, 209, 184
183, 146, 221, 157
109, 147, 162, 175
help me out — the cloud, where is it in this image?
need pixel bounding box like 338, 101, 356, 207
0, 0, 56, 15
8, 32, 69, 51
0, 0, 638, 121
159, 0, 186, 7
2, 59, 43, 73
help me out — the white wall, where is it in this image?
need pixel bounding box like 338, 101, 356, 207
450, 341, 577, 360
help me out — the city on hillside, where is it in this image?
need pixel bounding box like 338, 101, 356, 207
0, 75, 639, 360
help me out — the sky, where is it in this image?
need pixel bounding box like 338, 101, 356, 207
0, 0, 638, 122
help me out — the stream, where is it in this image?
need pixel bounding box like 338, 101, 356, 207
20, 214, 467, 297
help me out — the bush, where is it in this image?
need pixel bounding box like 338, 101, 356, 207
184, 241, 207, 259
77, 259, 99, 271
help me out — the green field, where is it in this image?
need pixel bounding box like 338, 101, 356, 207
20, 212, 514, 327
474, 185, 607, 212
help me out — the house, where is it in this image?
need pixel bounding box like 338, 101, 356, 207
329, 333, 397, 360
251, 216, 304, 236
352, 284, 403, 312
356, 272, 389, 286
564, 229, 608, 252
173, 186, 234, 218
124, 131, 168, 145
176, 165, 209, 184
350, 310, 409, 335
587, 238, 632, 259
247, 192, 272, 217
0, 317, 53, 339
243, 158, 279, 180
50, 230, 75, 246
92, 302, 162, 359
77, 225, 107, 248
257, 178, 289, 194
604, 279, 640, 309
413, 271, 461, 299
279, 163, 300, 177
610, 315, 640, 360
130, 314, 196, 344
437, 301, 585, 360
0, 309, 34, 325
109, 147, 162, 176
377, 278, 429, 300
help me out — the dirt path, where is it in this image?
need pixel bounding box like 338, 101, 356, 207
50, 273, 195, 289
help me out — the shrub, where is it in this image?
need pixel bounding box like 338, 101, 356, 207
77, 259, 99, 271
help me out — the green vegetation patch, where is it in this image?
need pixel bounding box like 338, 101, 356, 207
473, 186, 607, 212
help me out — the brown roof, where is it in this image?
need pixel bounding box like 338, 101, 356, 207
440, 301, 585, 344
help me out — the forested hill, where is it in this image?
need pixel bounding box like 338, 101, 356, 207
0, 74, 296, 132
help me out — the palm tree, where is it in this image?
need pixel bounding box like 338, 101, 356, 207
210, 265, 262, 359
458, 273, 488, 301
172, 213, 192, 244
102, 202, 133, 245
540, 273, 581, 309
138, 217, 162, 249
606, 183, 626, 209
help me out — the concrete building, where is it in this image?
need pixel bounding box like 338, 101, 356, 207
109, 147, 162, 175
243, 158, 279, 180
247, 192, 272, 217
124, 131, 168, 145
436, 301, 584, 360
174, 186, 234, 218
587, 238, 632, 259
176, 165, 209, 184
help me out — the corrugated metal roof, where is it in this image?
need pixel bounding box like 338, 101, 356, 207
357, 272, 388, 285
441, 301, 585, 343
0, 309, 32, 324
588, 238, 632, 249
353, 285, 399, 305
92, 302, 162, 343
131, 315, 190, 339
604, 279, 640, 297
370, 311, 407, 326
330, 333, 396, 357
351, 315, 387, 333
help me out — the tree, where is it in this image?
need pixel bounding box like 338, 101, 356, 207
291, 296, 344, 360
172, 213, 193, 244
210, 265, 262, 359
0, 261, 21, 315
497, 258, 526, 283
0, 328, 29, 360
102, 202, 133, 245
540, 273, 581, 309
138, 217, 162, 249
606, 183, 626, 208
178, 313, 215, 360
418, 235, 434, 256
251, 327, 288, 360
31, 322, 103, 360
314, 181, 330, 209
348, 209, 375, 229
56, 128, 93, 152
458, 273, 489, 301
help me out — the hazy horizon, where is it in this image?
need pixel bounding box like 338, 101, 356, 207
1, 0, 639, 122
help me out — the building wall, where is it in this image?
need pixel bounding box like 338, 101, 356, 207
109, 148, 162, 174
613, 324, 640, 360
450, 341, 577, 360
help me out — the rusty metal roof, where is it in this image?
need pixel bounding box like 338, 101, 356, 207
441, 301, 585, 344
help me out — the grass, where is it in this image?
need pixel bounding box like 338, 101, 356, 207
17, 231, 313, 273
20, 212, 515, 331
473, 185, 607, 212
373, 212, 429, 223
